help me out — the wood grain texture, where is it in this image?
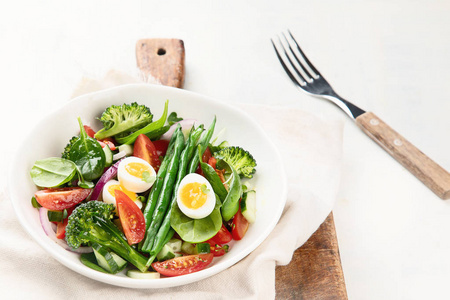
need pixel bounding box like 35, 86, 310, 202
356, 112, 450, 199
276, 213, 348, 300
136, 39, 185, 88
135, 39, 347, 299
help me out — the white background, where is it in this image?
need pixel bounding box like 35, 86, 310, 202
2, 1, 450, 299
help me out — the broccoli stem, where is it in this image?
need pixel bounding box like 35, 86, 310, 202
91, 217, 148, 272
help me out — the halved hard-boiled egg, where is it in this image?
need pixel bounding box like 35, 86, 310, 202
177, 173, 216, 219
117, 156, 156, 193
102, 179, 140, 207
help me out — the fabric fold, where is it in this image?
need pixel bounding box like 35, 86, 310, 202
0, 70, 343, 299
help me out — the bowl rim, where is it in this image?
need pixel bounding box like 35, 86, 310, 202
9, 83, 288, 288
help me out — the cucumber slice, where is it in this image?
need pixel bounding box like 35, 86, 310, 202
181, 241, 196, 255
195, 243, 211, 254
156, 244, 175, 261
241, 190, 256, 223
126, 269, 160, 279
102, 144, 113, 167
166, 238, 182, 252
92, 243, 127, 274
110, 253, 127, 271
118, 144, 133, 156
80, 252, 108, 273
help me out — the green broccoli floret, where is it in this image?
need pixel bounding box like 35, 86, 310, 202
94, 102, 153, 140
61, 136, 79, 159
214, 146, 257, 178
65, 201, 148, 272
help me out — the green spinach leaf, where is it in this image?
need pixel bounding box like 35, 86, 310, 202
200, 161, 228, 202
68, 117, 106, 181
170, 197, 222, 243
30, 157, 77, 187
30, 157, 94, 188
168, 112, 183, 126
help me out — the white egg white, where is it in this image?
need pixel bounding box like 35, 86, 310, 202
176, 173, 216, 219
118, 156, 156, 193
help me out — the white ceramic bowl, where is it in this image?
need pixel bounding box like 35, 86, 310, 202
9, 84, 287, 288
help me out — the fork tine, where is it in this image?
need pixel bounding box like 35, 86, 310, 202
271, 39, 306, 87
275, 36, 308, 84
278, 37, 308, 84
281, 32, 314, 80
287, 30, 321, 77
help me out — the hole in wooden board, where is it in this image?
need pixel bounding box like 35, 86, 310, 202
157, 48, 166, 56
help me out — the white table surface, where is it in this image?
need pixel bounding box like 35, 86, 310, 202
2, 1, 450, 299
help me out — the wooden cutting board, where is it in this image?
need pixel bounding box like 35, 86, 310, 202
135, 38, 348, 299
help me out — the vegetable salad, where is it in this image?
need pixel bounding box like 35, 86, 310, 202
29, 101, 257, 278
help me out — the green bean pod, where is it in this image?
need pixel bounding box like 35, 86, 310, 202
141, 129, 185, 252
187, 116, 216, 174
162, 227, 175, 246
142, 126, 180, 231
149, 126, 205, 257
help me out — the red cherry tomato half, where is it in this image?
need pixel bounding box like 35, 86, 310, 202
55, 206, 75, 239
55, 218, 68, 239
231, 206, 249, 241
34, 187, 92, 210
212, 244, 229, 257
202, 147, 212, 164
83, 125, 116, 150
195, 147, 213, 176
205, 239, 229, 257
153, 139, 170, 157
133, 134, 161, 171
83, 125, 96, 138
208, 157, 217, 169
210, 224, 232, 244
115, 189, 146, 245
151, 253, 214, 277
102, 138, 117, 151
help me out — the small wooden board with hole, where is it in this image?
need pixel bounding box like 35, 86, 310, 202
136, 38, 185, 88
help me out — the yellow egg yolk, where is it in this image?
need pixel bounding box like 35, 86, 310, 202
125, 162, 150, 178
179, 182, 208, 210
108, 184, 137, 201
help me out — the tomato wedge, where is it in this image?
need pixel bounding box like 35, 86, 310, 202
231, 206, 249, 241
133, 134, 161, 171
55, 218, 68, 239
83, 125, 96, 138
205, 239, 229, 257
196, 147, 213, 176
84, 125, 116, 150
34, 187, 92, 210
151, 253, 214, 277
202, 147, 212, 163
98, 139, 116, 151
210, 224, 232, 244
55, 206, 75, 239
115, 190, 145, 245
153, 139, 170, 157
212, 244, 229, 257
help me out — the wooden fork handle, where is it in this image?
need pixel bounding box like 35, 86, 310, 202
356, 112, 450, 199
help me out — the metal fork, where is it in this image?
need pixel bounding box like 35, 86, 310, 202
272, 30, 450, 200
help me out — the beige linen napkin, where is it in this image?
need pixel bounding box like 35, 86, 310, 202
0, 70, 343, 299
